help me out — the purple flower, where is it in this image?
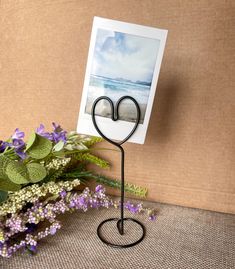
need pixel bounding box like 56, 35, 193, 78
69, 196, 88, 210
51, 122, 67, 143
51, 132, 67, 143
15, 150, 27, 159
11, 139, 27, 159
89, 197, 100, 208
36, 123, 67, 143
6, 216, 23, 233
36, 124, 52, 140
148, 215, 157, 221
50, 227, 57, 235
78, 197, 86, 206
12, 139, 25, 150
128, 206, 139, 214
0, 141, 9, 153
69, 201, 75, 208
12, 128, 25, 140
28, 245, 37, 253
124, 201, 142, 214
147, 209, 157, 221
8, 129, 27, 159
52, 122, 63, 133
95, 185, 104, 193
59, 190, 67, 198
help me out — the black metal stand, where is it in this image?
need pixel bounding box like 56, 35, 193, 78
91, 96, 146, 248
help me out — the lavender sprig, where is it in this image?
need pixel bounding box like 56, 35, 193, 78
0, 183, 157, 258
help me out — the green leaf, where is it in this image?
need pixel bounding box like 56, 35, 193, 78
64, 144, 74, 151
0, 190, 8, 204
0, 178, 21, 191
67, 131, 79, 140
5, 160, 29, 184
25, 132, 37, 151
52, 150, 65, 158
61, 169, 148, 198
43, 167, 64, 182
27, 163, 47, 183
53, 140, 64, 152
26, 133, 52, 159
74, 153, 109, 168
84, 173, 148, 198
0, 155, 10, 179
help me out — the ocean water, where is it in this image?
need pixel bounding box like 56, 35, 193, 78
85, 75, 151, 123
88, 75, 150, 105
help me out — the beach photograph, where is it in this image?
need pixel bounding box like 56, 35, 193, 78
85, 28, 160, 124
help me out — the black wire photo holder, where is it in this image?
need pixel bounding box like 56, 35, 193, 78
91, 95, 146, 248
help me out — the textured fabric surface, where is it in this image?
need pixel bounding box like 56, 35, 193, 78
1, 200, 235, 269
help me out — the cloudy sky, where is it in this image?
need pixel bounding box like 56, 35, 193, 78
91, 29, 160, 83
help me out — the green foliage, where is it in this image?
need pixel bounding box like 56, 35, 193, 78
61, 169, 92, 179
124, 182, 148, 198
62, 169, 147, 198
26, 133, 52, 159
53, 140, 65, 152
91, 174, 148, 198
0, 127, 149, 200
65, 132, 88, 151
65, 133, 103, 151
26, 163, 47, 183
83, 136, 103, 147
0, 190, 8, 204
66, 131, 79, 140
0, 156, 23, 190
0, 155, 47, 188
44, 167, 65, 182
74, 153, 109, 168
0, 155, 10, 179
0, 179, 80, 216
25, 132, 37, 151
5, 160, 29, 184
0, 178, 21, 192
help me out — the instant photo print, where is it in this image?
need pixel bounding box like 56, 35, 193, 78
77, 17, 168, 144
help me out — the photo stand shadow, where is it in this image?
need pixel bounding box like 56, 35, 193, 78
92, 95, 146, 248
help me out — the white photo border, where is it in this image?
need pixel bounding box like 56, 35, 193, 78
77, 17, 168, 144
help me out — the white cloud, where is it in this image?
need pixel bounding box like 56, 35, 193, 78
91, 29, 160, 82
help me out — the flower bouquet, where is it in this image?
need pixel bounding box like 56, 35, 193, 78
0, 123, 155, 258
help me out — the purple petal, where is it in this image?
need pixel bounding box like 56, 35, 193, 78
50, 227, 57, 235
59, 190, 67, 198
12, 128, 25, 140
149, 215, 157, 221
28, 245, 37, 253
36, 124, 45, 134
78, 197, 86, 206
52, 122, 63, 133
0, 141, 9, 152
40, 132, 53, 140
15, 150, 27, 159
36, 124, 53, 140
51, 131, 67, 143
12, 139, 25, 149
95, 185, 104, 193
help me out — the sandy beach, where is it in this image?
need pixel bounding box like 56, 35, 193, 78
85, 99, 146, 124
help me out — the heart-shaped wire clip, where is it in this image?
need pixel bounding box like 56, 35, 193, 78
91, 96, 140, 146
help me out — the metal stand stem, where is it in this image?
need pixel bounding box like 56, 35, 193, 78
92, 96, 146, 248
